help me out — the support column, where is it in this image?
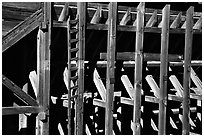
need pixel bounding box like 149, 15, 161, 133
158, 5, 170, 135
36, 2, 52, 135
132, 2, 145, 135
75, 2, 86, 135
182, 6, 194, 135
105, 2, 117, 135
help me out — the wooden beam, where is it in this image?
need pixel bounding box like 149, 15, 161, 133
29, 71, 38, 97
193, 16, 202, 29
146, 10, 157, 27
58, 3, 69, 21
66, 16, 72, 135
54, 21, 202, 34
105, 2, 117, 135
93, 69, 106, 101
90, 5, 103, 24
182, 6, 194, 135
121, 75, 134, 99
170, 12, 182, 28
36, 2, 52, 135
2, 9, 42, 53
145, 75, 160, 98
119, 8, 131, 25
75, 2, 86, 135
158, 5, 170, 135
190, 67, 202, 94
132, 2, 145, 135
2, 74, 39, 106
100, 52, 183, 61
2, 106, 42, 115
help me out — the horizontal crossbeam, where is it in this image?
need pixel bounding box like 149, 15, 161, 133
2, 106, 42, 115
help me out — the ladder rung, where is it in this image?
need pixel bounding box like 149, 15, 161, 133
70, 29, 78, 34
70, 19, 79, 25
70, 57, 78, 61
70, 75, 78, 81
70, 85, 78, 90
70, 66, 78, 71
70, 48, 79, 53
70, 38, 79, 43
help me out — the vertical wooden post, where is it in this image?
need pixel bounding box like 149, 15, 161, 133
75, 2, 86, 135
37, 2, 52, 135
132, 2, 145, 135
105, 2, 117, 135
182, 6, 194, 135
158, 5, 170, 135
66, 16, 72, 135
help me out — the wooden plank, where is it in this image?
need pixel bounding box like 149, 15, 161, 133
58, 3, 69, 21
146, 10, 157, 27
182, 6, 194, 135
170, 12, 182, 28
90, 5, 103, 24
119, 8, 131, 25
169, 75, 183, 97
2, 9, 42, 53
105, 2, 117, 135
132, 2, 145, 135
2, 106, 42, 115
158, 5, 170, 135
2, 74, 39, 106
93, 69, 106, 101
36, 2, 52, 135
100, 52, 183, 61
75, 2, 86, 135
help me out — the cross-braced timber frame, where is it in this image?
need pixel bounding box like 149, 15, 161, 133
2, 2, 202, 135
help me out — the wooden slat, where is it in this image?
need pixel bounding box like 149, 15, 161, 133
90, 5, 103, 24
119, 8, 131, 25
146, 10, 157, 27
100, 52, 183, 61
105, 2, 117, 135
75, 2, 86, 135
182, 6, 194, 135
36, 2, 52, 135
170, 12, 182, 28
158, 5, 170, 135
132, 2, 145, 135
58, 3, 69, 21
2, 74, 39, 106
2, 9, 42, 53
93, 98, 106, 108
2, 106, 42, 115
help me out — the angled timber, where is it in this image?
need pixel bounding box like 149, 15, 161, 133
2, 9, 42, 53
2, 74, 39, 106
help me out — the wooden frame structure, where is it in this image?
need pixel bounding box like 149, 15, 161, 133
2, 2, 202, 135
